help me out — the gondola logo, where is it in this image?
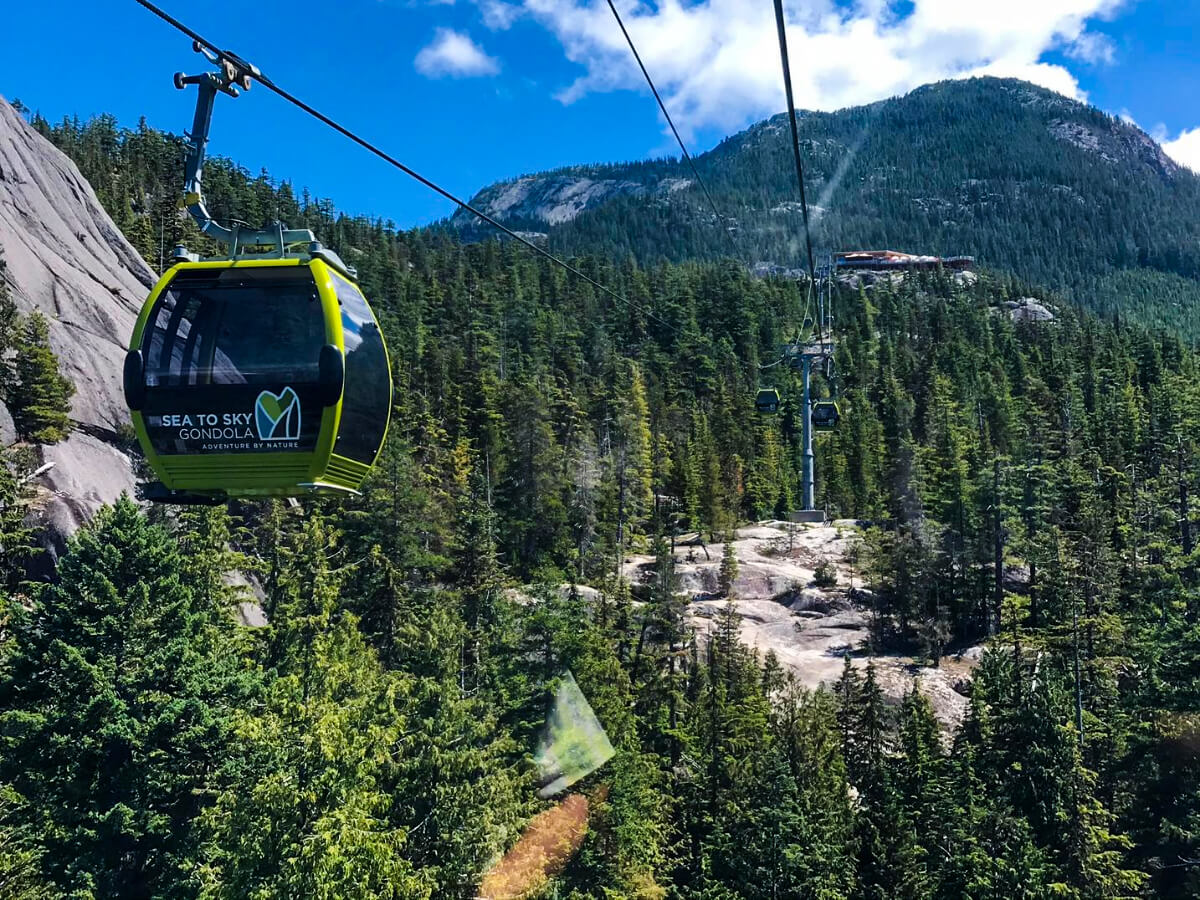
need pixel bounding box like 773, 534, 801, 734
255, 387, 301, 441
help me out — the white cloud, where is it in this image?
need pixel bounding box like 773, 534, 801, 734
1162, 128, 1200, 173
461, 0, 1129, 138
1064, 29, 1116, 64
415, 28, 500, 78
480, 0, 522, 29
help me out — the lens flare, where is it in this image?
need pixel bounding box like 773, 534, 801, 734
478, 793, 592, 900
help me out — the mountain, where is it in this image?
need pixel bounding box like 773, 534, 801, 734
453, 77, 1200, 334
0, 96, 143, 548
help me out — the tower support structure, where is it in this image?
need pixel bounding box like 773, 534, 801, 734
784, 341, 833, 522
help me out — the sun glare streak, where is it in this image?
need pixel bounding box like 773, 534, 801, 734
812, 123, 870, 223
477, 793, 593, 899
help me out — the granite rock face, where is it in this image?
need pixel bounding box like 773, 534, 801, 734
0, 400, 13, 446
453, 171, 692, 230
1002, 297, 1056, 323
0, 96, 154, 430
0, 95, 149, 536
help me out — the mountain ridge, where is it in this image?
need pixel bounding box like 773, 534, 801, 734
452, 77, 1200, 333
456, 77, 1188, 232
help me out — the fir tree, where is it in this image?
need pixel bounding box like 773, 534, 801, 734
718, 534, 740, 599
6, 313, 73, 444
0, 498, 250, 897
194, 518, 433, 898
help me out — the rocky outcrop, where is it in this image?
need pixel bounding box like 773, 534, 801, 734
1005, 297, 1056, 323
622, 522, 978, 730
0, 95, 149, 541
1049, 116, 1180, 179
21, 434, 137, 572
0, 96, 153, 429
454, 170, 690, 229
0, 400, 13, 446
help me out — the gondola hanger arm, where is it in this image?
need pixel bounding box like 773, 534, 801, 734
174, 43, 337, 265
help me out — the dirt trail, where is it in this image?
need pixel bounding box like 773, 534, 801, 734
622, 521, 977, 729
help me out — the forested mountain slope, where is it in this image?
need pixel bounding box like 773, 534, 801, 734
454, 77, 1200, 335
3, 93, 1200, 898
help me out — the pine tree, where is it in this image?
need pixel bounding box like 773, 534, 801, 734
770, 680, 857, 896
336, 432, 450, 670
0, 498, 250, 897
194, 518, 433, 898
631, 531, 689, 767
895, 688, 952, 891
718, 534, 740, 599
619, 362, 655, 528
6, 313, 74, 444
837, 663, 929, 900
940, 691, 1054, 900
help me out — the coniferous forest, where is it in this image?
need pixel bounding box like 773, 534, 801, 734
1, 104, 1200, 899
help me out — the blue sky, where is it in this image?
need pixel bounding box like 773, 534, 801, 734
6, 0, 1199, 227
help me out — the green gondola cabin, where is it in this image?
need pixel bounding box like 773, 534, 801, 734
124, 257, 391, 501
811, 400, 840, 431
755, 388, 782, 415
123, 48, 394, 503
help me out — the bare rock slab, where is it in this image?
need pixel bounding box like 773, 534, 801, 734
0, 96, 153, 432
30, 433, 137, 565
0, 95, 151, 537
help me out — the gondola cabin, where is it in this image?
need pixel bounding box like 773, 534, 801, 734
123, 256, 392, 502
811, 401, 840, 431
755, 388, 782, 415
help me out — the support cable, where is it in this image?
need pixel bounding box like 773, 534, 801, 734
604, 0, 811, 367
771, 0, 822, 346
132, 0, 680, 335
604, 0, 740, 260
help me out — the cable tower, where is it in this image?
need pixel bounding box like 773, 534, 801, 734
771, 0, 836, 521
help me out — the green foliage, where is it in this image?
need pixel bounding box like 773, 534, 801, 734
0, 498, 250, 898
717, 537, 739, 598
463, 78, 1200, 338
813, 557, 838, 588
5, 313, 73, 444
193, 520, 433, 899
0, 784, 57, 900
0, 448, 40, 598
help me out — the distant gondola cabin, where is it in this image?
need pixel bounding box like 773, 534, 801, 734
755, 388, 782, 415
811, 401, 840, 431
